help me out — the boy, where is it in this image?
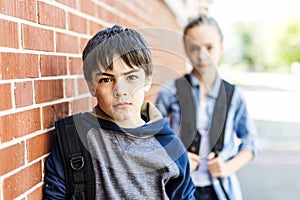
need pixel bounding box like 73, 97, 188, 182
43, 25, 195, 200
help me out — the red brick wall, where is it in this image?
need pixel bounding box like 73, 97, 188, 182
0, 0, 187, 199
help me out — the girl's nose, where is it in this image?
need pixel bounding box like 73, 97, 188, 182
199, 48, 208, 60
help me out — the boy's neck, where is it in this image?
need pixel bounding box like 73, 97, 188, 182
93, 105, 146, 129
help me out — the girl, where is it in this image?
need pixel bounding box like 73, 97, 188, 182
156, 15, 257, 200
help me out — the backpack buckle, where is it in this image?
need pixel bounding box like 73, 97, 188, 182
70, 154, 85, 171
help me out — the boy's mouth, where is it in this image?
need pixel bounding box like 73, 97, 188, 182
113, 102, 131, 109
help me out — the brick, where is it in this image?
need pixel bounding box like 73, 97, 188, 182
55, 0, 77, 9
102, 0, 117, 8
112, 1, 139, 21
71, 97, 91, 114
14, 81, 33, 108
3, 161, 42, 200
124, 4, 140, 20
34, 80, 64, 103
27, 185, 43, 200
38, 1, 66, 29
115, 2, 138, 19
22, 24, 54, 51
42, 103, 69, 129
68, 57, 82, 75
26, 130, 56, 162
96, 5, 106, 19
0, 52, 39, 79
78, 78, 89, 95
104, 9, 119, 24
65, 78, 76, 97
0, 0, 37, 22
152, 50, 186, 76
80, 38, 89, 53
80, 0, 97, 17
68, 13, 87, 34
0, 83, 12, 111
0, 19, 18, 48
89, 20, 103, 35
0, 108, 41, 143
0, 142, 25, 176
56, 32, 79, 54
40, 55, 67, 76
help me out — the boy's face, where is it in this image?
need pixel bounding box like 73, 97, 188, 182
185, 24, 223, 74
89, 57, 152, 128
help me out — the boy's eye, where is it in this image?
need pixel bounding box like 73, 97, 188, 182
99, 77, 113, 83
127, 75, 138, 80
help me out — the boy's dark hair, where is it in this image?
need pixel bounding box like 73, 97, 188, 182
183, 14, 223, 46
82, 25, 153, 83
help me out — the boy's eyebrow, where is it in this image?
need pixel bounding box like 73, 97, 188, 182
96, 69, 140, 77
123, 69, 140, 75
97, 72, 113, 77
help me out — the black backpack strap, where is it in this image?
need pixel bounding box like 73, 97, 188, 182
175, 75, 234, 155
55, 115, 95, 200
210, 80, 235, 154
175, 74, 200, 152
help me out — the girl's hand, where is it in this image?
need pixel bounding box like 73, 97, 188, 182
187, 152, 201, 172
207, 152, 232, 178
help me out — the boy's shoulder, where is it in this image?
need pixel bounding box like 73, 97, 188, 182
56, 114, 76, 125
55, 112, 103, 131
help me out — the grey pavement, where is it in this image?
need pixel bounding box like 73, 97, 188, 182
227, 72, 300, 200
237, 120, 300, 200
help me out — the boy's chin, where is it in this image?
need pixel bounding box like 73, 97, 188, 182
112, 112, 131, 122
113, 114, 130, 121
112, 113, 144, 128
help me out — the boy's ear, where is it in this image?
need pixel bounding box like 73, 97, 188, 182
144, 75, 153, 92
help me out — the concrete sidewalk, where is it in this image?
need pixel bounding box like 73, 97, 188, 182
228, 72, 300, 200
237, 120, 300, 200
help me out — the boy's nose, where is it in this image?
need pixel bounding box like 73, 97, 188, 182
113, 80, 128, 97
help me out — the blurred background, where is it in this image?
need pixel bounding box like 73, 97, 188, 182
0, 0, 299, 199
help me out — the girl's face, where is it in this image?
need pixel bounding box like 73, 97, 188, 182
89, 57, 152, 128
185, 24, 223, 74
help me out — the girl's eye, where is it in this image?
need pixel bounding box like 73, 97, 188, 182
127, 75, 138, 80
206, 45, 213, 51
99, 77, 113, 83
189, 46, 198, 52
